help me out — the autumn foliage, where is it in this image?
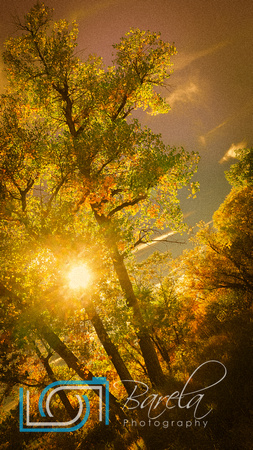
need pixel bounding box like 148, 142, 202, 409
0, 3, 252, 450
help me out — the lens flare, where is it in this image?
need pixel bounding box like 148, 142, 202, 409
68, 264, 92, 289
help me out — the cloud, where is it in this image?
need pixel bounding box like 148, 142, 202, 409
133, 231, 177, 253
199, 96, 253, 147
199, 135, 206, 146
174, 41, 229, 72
68, 0, 123, 22
219, 140, 247, 164
166, 82, 199, 108
199, 119, 229, 146
134, 212, 194, 253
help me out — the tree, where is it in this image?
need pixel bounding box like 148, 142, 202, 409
0, 1, 198, 411
225, 147, 253, 188
176, 186, 253, 299
161, 151, 253, 449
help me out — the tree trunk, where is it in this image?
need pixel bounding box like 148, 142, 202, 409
91, 211, 166, 388
109, 242, 166, 387
85, 300, 139, 396
37, 320, 125, 420
0, 282, 125, 419
34, 344, 78, 421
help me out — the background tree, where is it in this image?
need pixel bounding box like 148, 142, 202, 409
225, 146, 253, 188
166, 148, 253, 449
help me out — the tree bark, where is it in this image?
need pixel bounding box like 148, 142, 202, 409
91, 211, 166, 388
111, 249, 166, 387
37, 320, 126, 420
85, 300, 139, 396
0, 282, 125, 419
34, 344, 78, 421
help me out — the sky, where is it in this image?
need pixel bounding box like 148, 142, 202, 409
0, 0, 252, 257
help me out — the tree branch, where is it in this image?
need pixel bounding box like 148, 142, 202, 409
108, 194, 147, 218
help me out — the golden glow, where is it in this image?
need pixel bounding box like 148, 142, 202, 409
68, 264, 92, 290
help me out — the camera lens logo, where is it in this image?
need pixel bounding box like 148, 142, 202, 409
19, 377, 109, 432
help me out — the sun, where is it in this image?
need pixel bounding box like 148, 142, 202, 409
68, 264, 92, 290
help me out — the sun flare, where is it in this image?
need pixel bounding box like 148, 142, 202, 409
68, 264, 92, 290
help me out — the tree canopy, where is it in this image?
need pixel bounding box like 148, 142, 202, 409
1, 3, 252, 450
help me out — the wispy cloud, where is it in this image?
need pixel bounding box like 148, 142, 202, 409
219, 140, 247, 164
68, 0, 123, 22
166, 82, 199, 108
199, 119, 229, 146
174, 41, 229, 72
133, 230, 178, 253
199, 96, 253, 147
134, 212, 194, 253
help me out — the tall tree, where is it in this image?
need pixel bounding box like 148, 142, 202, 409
0, 2, 198, 390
